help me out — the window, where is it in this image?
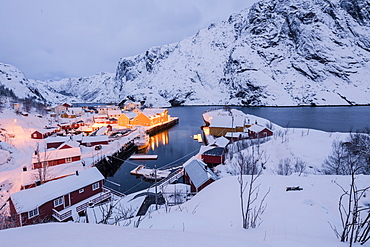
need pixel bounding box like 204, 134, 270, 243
28, 208, 39, 219
65, 157, 72, 163
54, 197, 64, 207
79, 188, 84, 193
92, 182, 100, 191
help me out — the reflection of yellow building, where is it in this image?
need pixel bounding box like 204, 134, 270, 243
118, 108, 169, 128
150, 130, 169, 150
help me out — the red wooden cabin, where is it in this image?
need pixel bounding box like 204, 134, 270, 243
9, 167, 110, 226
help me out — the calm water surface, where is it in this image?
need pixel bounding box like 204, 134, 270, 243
106, 106, 370, 194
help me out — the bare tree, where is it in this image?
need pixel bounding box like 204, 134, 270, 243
233, 143, 270, 229
33, 143, 53, 184
334, 173, 370, 246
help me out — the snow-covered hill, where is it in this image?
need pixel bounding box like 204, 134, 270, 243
1, 0, 370, 107
0, 63, 81, 104
1, 175, 369, 247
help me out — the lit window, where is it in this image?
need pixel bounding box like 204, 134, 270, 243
65, 157, 72, 163
28, 208, 39, 219
79, 188, 84, 193
92, 182, 100, 191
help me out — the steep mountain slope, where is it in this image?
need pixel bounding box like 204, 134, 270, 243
0, 63, 80, 104
2, 0, 370, 106
113, 0, 370, 106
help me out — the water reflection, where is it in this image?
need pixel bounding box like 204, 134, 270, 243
141, 130, 170, 152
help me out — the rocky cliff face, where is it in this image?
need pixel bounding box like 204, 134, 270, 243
2, 0, 370, 106
114, 0, 370, 106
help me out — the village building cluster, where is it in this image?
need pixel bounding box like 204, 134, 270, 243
3, 105, 273, 228
4, 101, 179, 227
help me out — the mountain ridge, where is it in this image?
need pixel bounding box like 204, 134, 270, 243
1, 0, 370, 107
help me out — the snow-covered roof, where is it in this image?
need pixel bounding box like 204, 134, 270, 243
21, 160, 85, 187
32, 147, 81, 163
57, 141, 80, 149
224, 132, 249, 138
203, 109, 246, 128
122, 111, 138, 119
45, 136, 70, 143
183, 157, 217, 189
211, 136, 230, 148
82, 135, 108, 143
11, 167, 104, 213
248, 124, 270, 133
107, 110, 122, 115
93, 114, 109, 119
33, 128, 57, 135
202, 147, 225, 156
142, 108, 166, 117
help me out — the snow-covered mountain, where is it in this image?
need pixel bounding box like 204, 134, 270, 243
114, 0, 370, 106
1, 0, 370, 106
0, 63, 81, 104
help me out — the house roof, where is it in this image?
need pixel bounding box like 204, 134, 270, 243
32, 128, 57, 135
32, 147, 81, 163
142, 108, 166, 117
225, 132, 249, 138
57, 141, 80, 149
202, 147, 225, 156
107, 110, 122, 115
122, 111, 138, 119
183, 157, 217, 189
11, 167, 104, 213
82, 135, 108, 143
211, 136, 230, 148
45, 136, 70, 144
248, 124, 270, 133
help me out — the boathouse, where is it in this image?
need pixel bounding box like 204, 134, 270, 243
9, 167, 110, 226
201, 147, 225, 166
247, 124, 273, 139
183, 157, 218, 192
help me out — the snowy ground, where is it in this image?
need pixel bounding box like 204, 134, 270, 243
0, 175, 369, 247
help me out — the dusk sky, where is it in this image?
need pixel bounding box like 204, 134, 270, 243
0, 0, 257, 81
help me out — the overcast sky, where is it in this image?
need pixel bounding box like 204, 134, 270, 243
0, 0, 257, 81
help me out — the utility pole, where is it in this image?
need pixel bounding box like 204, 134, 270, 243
155, 165, 158, 210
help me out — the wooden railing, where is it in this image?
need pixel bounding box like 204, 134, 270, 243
52, 190, 111, 222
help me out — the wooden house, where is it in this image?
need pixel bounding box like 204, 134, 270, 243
32, 146, 81, 169
107, 109, 122, 119
201, 147, 225, 166
118, 111, 138, 127
202, 109, 247, 137
54, 103, 72, 115
46, 136, 70, 149
183, 157, 218, 192
10, 167, 111, 226
31, 128, 58, 139
130, 108, 169, 127
123, 101, 141, 111
60, 112, 76, 118
247, 124, 273, 139
97, 105, 119, 115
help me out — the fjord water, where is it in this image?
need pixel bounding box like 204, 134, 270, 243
106, 106, 370, 194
